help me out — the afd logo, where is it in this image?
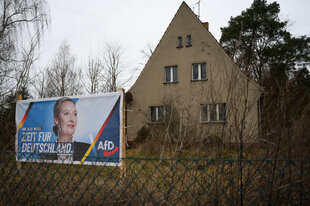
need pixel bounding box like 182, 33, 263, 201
97, 140, 119, 157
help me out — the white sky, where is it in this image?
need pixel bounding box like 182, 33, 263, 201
37, 0, 310, 90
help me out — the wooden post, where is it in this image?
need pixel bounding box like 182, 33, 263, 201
118, 88, 126, 177
17, 94, 23, 101
16, 94, 22, 171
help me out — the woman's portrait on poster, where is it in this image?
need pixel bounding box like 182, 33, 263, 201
52, 97, 90, 162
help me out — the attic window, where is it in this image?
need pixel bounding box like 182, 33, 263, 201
186, 35, 192, 47
177, 36, 183, 48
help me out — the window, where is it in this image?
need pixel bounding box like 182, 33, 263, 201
177, 36, 183, 48
218, 103, 226, 122
165, 66, 178, 83
186, 35, 192, 47
192, 62, 207, 81
150, 106, 165, 123
201, 105, 208, 122
209, 104, 217, 122
200, 103, 226, 123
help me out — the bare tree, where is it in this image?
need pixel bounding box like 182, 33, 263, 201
82, 55, 103, 94
0, 0, 49, 150
31, 67, 48, 98
140, 42, 154, 61
0, 0, 49, 61
0, 0, 49, 97
101, 42, 133, 92
45, 41, 82, 97
15, 33, 42, 94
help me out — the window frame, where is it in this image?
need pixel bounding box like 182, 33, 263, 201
186, 35, 192, 47
150, 106, 165, 123
164, 65, 178, 83
200, 103, 226, 123
177, 36, 183, 48
192, 62, 207, 81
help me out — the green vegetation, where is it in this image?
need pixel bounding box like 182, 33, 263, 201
220, 0, 310, 160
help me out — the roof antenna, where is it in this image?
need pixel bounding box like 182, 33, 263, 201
198, 0, 201, 19
191, 0, 201, 19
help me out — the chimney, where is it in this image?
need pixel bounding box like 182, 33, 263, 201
202, 22, 209, 31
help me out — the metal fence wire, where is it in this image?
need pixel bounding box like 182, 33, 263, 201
0, 151, 309, 205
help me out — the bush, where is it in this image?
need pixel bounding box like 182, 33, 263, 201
134, 126, 150, 144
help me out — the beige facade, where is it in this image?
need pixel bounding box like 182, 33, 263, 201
126, 2, 263, 144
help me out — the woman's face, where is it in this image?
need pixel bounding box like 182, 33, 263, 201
54, 101, 77, 138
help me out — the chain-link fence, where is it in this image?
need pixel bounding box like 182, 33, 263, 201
1, 151, 309, 205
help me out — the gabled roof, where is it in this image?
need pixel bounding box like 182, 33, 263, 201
129, 1, 262, 92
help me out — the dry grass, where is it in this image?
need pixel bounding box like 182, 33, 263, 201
1, 151, 309, 205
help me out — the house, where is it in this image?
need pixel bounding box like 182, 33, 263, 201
126, 2, 263, 145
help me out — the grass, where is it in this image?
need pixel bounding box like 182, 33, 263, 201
127, 140, 266, 160
1, 149, 309, 205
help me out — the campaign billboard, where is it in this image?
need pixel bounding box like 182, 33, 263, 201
15, 92, 123, 166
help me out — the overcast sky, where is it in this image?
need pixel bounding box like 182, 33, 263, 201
38, 0, 310, 90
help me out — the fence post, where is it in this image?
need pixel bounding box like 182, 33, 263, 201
16, 94, 22, 171
119, 88, 126, 177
